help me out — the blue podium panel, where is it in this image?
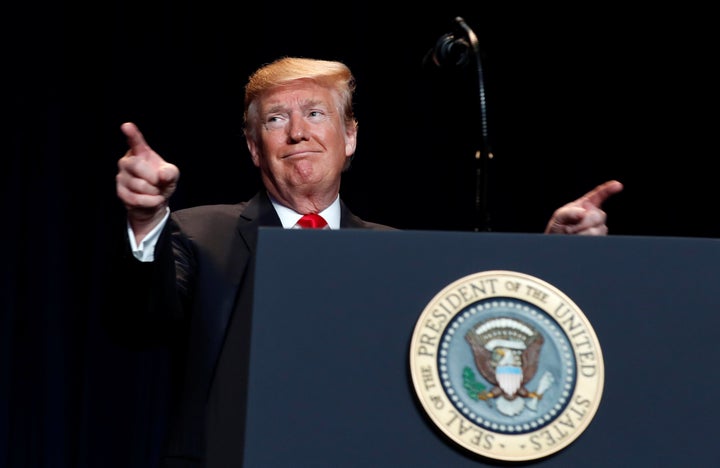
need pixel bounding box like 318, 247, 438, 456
243, 229, 720, 467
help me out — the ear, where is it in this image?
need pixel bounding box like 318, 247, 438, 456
246, 137, 261, 167
344, 124, 357, 160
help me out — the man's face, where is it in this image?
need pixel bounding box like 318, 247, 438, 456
246, 79, 356, 209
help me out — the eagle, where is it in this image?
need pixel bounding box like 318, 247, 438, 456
465, 317, 545, 416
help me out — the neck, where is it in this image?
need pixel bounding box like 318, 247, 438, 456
267, 190, 338, 215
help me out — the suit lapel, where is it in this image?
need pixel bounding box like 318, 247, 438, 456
212, 191, 281, 368
206, 192, 282, 464
221, 192, 281, 280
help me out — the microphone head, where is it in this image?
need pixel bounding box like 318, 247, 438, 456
436, 33, 471, 67
424, 32, 471, 69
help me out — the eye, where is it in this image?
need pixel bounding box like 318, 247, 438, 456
265, 114, 288, 130
307, 109, 328, 121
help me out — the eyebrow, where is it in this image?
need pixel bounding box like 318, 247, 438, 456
265, 98, 328, 115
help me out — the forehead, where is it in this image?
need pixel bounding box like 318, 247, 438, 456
258, 80, 336, 112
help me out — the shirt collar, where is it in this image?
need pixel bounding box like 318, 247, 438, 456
269, 193, 341, 230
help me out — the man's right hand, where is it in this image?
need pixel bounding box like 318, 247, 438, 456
116, 122, 180, 241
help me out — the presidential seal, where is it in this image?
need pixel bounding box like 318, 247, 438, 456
409, 270, 603, 462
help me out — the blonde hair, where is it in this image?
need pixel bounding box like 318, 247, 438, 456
243, 57, 357, 140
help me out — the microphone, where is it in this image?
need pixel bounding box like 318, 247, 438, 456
422, 17, 472, 69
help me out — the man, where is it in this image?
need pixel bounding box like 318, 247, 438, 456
111, 56, 623, 467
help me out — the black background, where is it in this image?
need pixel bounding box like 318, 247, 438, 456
2, 2, 717, 467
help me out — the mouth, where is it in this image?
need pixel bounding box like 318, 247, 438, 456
282, 150, 318, 159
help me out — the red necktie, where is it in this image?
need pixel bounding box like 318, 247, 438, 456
297, 213, 328, 229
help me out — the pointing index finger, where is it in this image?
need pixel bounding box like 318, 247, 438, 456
121, 122, 151, 156
582, 180, 624, 207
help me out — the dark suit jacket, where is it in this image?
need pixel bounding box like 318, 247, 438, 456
108, 191, 395, 468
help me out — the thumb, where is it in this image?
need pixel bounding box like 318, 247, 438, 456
157, 163, 180, 187
555, 206, 585, 225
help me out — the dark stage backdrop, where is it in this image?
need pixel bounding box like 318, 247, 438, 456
3, 2, 716, 467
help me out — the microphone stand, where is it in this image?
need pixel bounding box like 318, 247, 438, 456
455, 17, 493, 232
426, 17, 493, 232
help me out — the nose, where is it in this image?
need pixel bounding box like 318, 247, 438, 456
288, 115, 308, 142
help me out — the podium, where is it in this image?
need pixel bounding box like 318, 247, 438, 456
242, 228, 720, 466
